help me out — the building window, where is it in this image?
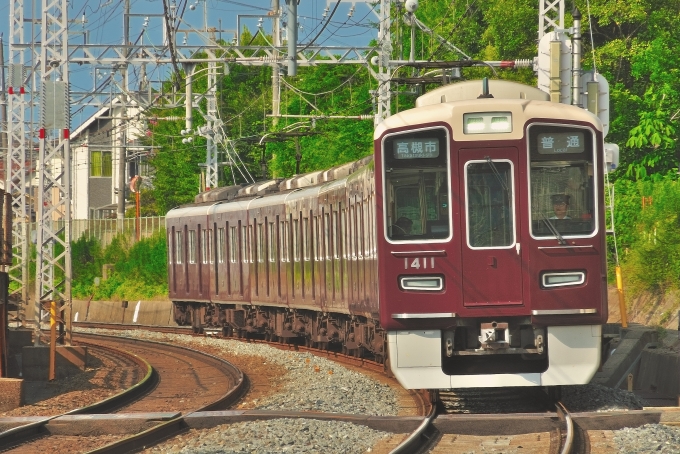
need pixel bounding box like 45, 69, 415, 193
90, 150, 112, 177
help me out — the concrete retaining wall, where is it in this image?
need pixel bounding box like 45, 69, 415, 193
637, 347, 680, 397
22, 346, 88, 381
72, 299, 176, 326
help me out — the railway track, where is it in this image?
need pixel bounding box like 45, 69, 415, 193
0, 333, 244, 453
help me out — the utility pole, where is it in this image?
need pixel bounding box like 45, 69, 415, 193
375, 0, 392, 125
0, 36, 8, 160
118, 0, 131, 221
286, 0, 297, 76
272, 0, 281, 124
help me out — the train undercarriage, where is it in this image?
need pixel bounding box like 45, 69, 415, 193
172, 302, 387, 363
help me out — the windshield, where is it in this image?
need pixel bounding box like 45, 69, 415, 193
383, 128, 451, 241
465, 159, 515, 248
529, 125, 597, 238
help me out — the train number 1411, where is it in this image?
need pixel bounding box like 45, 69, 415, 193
404, 257, 436, 269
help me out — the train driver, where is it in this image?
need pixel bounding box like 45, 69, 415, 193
392, 217, 413, 237
550, 194, 571, 219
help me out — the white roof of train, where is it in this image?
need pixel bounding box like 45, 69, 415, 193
375, 80, 603, 140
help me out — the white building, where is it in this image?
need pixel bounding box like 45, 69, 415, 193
70, 100, 150, 219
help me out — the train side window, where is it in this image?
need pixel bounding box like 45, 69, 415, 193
349, 205, 355, 259
217, 228, 225, 264
382, 128, 450, 241
175, 230, 183, 264
293, 218, 300, 262
280, 220, 289, 263
241, 225, 248, 264
269, 221, 276, 263
528, 125, 597, 238
312, 216, 321, 262
324, 212, 331, 260
465, 160, 515, 248
258, 223, 265, 263
333, 210, 340, 259
230, 226, 238, 263
168, 231, 173, 264
188, 230, 197, 264
303, 218, 310, 261
201, 229, 214, 263
340, 209, 347, 259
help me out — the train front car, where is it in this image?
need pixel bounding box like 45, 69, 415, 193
375, 80, 607, 389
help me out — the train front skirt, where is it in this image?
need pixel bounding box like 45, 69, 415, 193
388, 325, 601, 389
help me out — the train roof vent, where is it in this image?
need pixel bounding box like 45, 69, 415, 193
194, 184, 244, 203
278, 170, 324, 191
416, 79, 549, 107
238, 179, 282, 197
321, 161, 355, 182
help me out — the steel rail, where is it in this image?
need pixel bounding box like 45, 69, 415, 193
556, 401, 574, 454
389, 398, 438, 454
79, 334, 246, 453
0, 340, 155, 451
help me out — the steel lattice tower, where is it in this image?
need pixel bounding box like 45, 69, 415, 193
6, 0, 30, 323
35, 0, 72, 344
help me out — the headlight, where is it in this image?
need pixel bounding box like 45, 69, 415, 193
542, 271, 585, 288
400, 276, 443, 291
463, 112, 512, 134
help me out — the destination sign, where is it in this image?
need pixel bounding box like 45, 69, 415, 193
393, 138, 440, 159
537, 132, 586, 154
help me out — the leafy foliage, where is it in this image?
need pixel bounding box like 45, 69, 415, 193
72, 233, 168, 301
615, 175, 680, 295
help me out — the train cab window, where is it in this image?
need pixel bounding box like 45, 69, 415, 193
188, 230, 197, 264
175, 230, 183, 264
382, 128, 451, 241
217, 228, 225, 264
528, 125, 597, 239
465, 160, 515, 248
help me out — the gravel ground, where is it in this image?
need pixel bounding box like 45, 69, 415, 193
561, 383, 647, 412
61, 328, 680, 453
614, 424, 680, 453
145, 418, 393, 454
76, 328, 400, 416
0, 347, 141, 417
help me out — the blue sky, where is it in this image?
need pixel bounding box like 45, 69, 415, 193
1, 0, 378, 127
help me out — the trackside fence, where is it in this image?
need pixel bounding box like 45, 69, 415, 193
70, 217, 166, 247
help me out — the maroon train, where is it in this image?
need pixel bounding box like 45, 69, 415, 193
166, 79, 608, 389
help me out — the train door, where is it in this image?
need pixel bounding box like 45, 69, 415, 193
459, 147, 523, 306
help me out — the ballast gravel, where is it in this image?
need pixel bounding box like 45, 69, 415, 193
77, 328, 399, 416
561, 383, 647, 412
146, 418, 392, 454
614, 424, 680, 453
76, 328, 680, 453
